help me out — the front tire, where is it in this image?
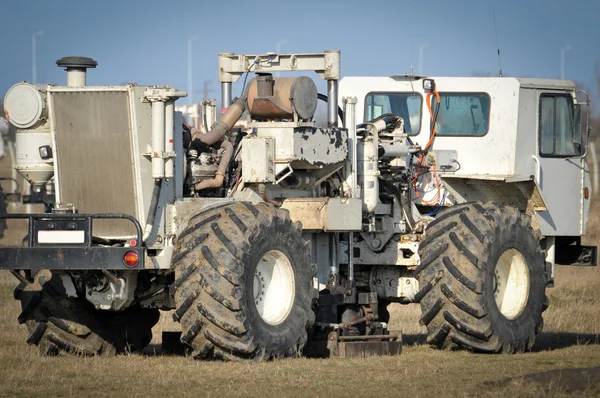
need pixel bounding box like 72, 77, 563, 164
171, 202, 315, 361
15, 271, 160, 356
416, 202, 547, 353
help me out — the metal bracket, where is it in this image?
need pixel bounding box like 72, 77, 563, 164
218, 51, 340, 82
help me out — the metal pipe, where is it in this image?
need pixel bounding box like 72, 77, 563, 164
194, 140, 233, 190
379, 144, 411, 158
348, 232, 354, 282
343, 97, 357, 198
357, 126, 379, 213
328, 233, 339, 286
165, 101, 175, 179
221, 82, 232, 112
66, 69, 87, 87
327, 80, 338, 127
199, 96, 246, 146
143, 179, 162, 242
151, 101, 166, 179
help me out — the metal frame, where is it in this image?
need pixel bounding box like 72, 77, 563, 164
537, 93, 582, 158
429, 91, 492, 137
218, 51, 340, 126
364, 91, 424, 136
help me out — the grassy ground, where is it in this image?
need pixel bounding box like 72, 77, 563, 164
0, 158, 599, 397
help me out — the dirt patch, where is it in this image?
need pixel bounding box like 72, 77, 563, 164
485, 367, 600, 396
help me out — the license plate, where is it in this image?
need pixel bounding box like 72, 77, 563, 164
37, 230, 86, 244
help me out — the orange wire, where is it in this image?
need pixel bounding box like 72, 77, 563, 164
412, 90, 442, 206
424, 90, 441, 151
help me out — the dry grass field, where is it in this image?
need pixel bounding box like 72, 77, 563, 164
0, 154, 599, 397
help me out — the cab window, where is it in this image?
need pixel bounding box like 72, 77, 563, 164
539, 94, 581, 157
431, 93, 491, 136
365, 93, 422, 135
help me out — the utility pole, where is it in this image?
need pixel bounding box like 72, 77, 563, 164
418, 43, 430, 76
187, 34, 200, 104
560, 45, 571, 80
203, 80, 212, 100
275, 39, 288, 77
32, 31, 44, 84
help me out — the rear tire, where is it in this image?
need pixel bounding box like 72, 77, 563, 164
171, 202, 315, 361
416, 202, 547, 353
15, 271, 160, 356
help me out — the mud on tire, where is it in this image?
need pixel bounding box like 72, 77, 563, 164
15, 271, 160, 356
171, 202, 315, 361
416, 202, 548, 353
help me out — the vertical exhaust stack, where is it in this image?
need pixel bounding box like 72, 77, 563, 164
56, 56, 98, 87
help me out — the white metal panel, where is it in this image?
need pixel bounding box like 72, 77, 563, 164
339, 76, 521, 176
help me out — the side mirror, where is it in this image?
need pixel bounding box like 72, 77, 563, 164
574, 90, 591, 158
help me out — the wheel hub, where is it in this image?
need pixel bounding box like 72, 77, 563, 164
493, 248, 530, 320
253, 250, 295, 325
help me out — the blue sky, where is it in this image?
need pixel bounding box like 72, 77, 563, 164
1, 0, 599, 109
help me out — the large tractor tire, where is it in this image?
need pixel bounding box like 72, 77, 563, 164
15, 271, 160, 356
416, 202, 547, 353
171, 202, 315, 361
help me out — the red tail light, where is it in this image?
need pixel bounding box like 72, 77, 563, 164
123, 250, 139, 267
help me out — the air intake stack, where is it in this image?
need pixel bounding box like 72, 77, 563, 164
56, 56, 98, 87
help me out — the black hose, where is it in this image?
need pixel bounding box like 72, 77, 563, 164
380, 180, 415, 230
143, 179, 162, 241
317, 93, 345, 123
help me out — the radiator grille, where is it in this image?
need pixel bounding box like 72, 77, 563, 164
52, 91, 137, 238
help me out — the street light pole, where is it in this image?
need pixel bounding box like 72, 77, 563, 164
418, 43, 430, 76
560, 45, 571, 80
187, 34, 200, 105
275, 39, 288, 77
32, 30, 44, 84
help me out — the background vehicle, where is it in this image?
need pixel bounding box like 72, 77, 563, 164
0, 52, 593, 359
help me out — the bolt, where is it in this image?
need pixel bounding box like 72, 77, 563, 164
406, 279, 411, 284
262, 284, 265, 288
255, 301, 259, 305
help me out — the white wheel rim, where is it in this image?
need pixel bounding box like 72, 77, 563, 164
254, 250, 295, 325
493, 248, 530, 320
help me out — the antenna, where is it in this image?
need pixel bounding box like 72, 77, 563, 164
493, 8, 503, 77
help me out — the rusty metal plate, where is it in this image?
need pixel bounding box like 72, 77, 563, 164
336, 340, 403, 358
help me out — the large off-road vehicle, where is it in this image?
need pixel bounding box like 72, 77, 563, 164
0, 52, 594, 359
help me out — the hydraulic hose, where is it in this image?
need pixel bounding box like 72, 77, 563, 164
380, 180, 415, 232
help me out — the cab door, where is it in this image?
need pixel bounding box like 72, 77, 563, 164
536, 92, 585, 236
